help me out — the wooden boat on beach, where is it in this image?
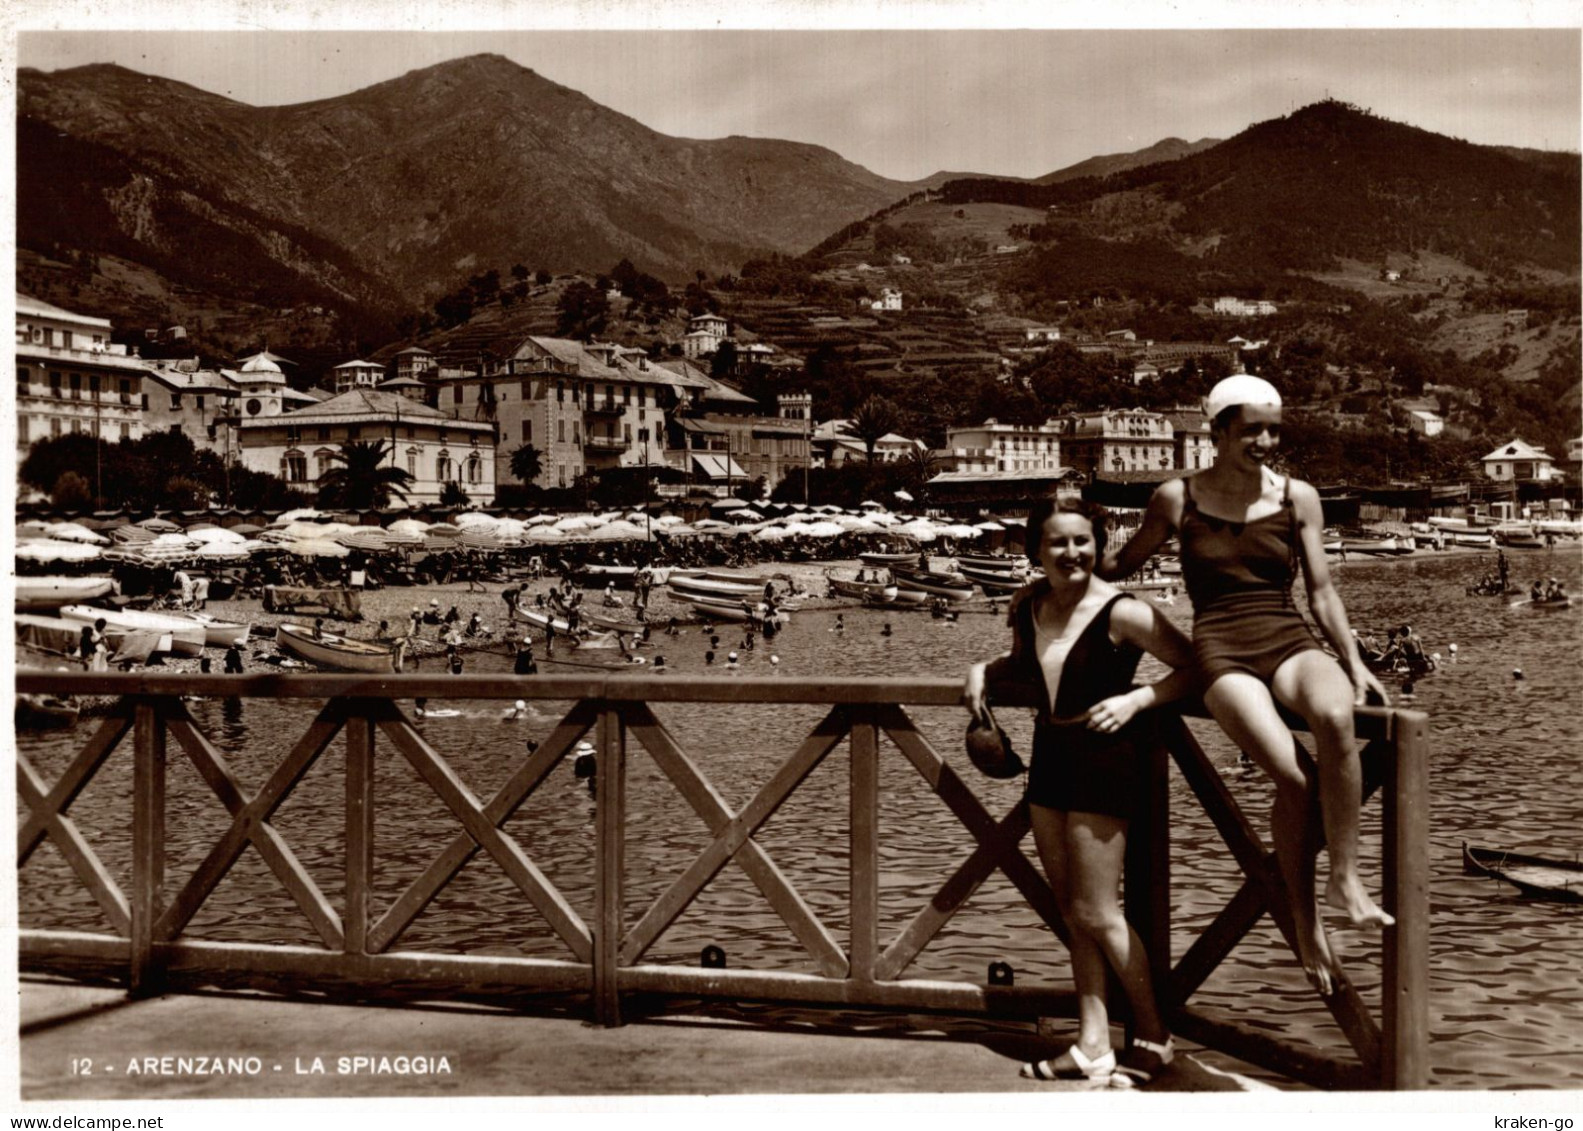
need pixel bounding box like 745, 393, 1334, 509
954, 554, 1022, 573
1341, 537, 1415, 556
513, 608, 574, 634
59, 605, 206, 656
1463, 843, 1582, 903
15, 575, 118, 610
1116, 576, 1177, 592
668, 574, 767, 600
571, 564, 641, 589
859, 551, 925, 568
187, 612, 251, 648
276, 623, 399, 673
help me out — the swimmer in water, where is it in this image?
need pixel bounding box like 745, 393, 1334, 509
503, 699, 528, 720
414, 697, 428, 719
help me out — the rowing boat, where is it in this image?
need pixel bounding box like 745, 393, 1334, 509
859, 551, 926, 568
891, 566, 976, 601
1463, 843, 1582, 903
668, 574, 766, 600
276, 623, 398, 673
954, 554, 1023, 573
1524, 596, 1572, 609
513, 608, 573, 633
15, 575, 119, 610
672, 592, 784, 624
824, 567, 899, 604
956, 564, 1028, 594
187, 612, 251, 648
59, 605, 207, 656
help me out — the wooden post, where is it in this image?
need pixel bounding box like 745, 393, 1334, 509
131, 700, 166, 996
1124, 726, 1172, 1033
345, 707, 375, 956
593, 702, 626, 1025
1381, 710, 1430, 1089
849, 708, 880, 982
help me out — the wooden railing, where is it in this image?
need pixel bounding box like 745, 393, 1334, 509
15, 672, 1429, 1089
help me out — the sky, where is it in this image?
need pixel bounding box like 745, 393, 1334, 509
10, 2, 1580, 182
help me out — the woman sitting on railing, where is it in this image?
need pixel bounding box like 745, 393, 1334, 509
1097, 374, 1393, 999
964, 497, 1195, 1088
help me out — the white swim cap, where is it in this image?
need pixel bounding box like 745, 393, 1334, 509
515, 700, 526, 710
770, 655, 780, 665
728, 652, 739, 662
1204, 374, 1282, 422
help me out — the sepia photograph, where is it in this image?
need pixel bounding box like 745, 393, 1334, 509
6, 2, 1581, 1121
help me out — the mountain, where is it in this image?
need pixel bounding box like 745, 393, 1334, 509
1032, 136, 1220, 185
939, 100, 1580, 276
17, 54, 929, 311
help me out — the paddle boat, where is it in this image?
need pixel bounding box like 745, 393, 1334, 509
276, 623, 400, 673
955, 564, 1027, 595
1463, 843, 1582, 903
59, 605, 207, 657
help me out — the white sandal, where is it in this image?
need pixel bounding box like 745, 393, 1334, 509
1020, 1043, 1116, 1081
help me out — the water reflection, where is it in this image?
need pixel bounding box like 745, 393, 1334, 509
15, 550, 1580, 1087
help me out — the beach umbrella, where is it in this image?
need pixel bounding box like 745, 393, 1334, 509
454, 512, 500, 530
387, 518, 430, 538
654, 514, 685, 527
110, 523, 156, 543
753, 526, 791, 542
939, 523, 982, 539
552, 514, 601, 532
727, 508, 763, 523
133, 542, 199, 563
286, 538, 349, 558
858, 500, 885, 511
459, 531, 508, 552
894, 490, 915, 503
660, 523, 698, 537
43, 521, 110, 544
16, 538, 103, 563
524, 513, 560, 526
899, 519, 939, 543
229, 523, 265, 535
17, 521, 54, 539
274, 508, 326, 525
804, 520, 846, 539
184, 522, 220, 533
337, 529, 394, 552
426, 522, 462, 535
198, 542, 250, 560
692, 518, 735, 532
187, 526, 247, 545
136, 517, 182, 533
974, 520, 1006, 532
594, 519, 648, 541
710, 498, 748, 511
525, 525, 567, 543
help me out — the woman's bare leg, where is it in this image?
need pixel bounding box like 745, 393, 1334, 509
1204, 673, 1340, 994
1065, 810, 1169, 1044
1272, 651, 1393, 929
1030, 804, 1112, 1059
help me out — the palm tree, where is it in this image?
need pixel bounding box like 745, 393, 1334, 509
899, 444, 942, 500
846, 396, 902, 465
317, 439, 415, 509
510, 443, 544, 487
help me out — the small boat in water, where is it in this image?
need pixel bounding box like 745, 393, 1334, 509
956, 564, 1027, 594
276, 623, 399, 673
1463, 843, 1582, 903
825, 567, 899, 604
1524, 596, 1573, 610
59, 605, 207, 656
513, 608, 574, 634
15, 575, 119, 610
672, 592, 786, 624
891, 566, 977, 602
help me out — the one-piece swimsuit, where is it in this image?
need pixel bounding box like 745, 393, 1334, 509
1179, 474, 1321, 686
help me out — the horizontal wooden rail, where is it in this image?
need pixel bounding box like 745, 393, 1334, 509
15, 673, 1427, 1089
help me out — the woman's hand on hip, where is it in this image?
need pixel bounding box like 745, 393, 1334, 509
1087, 691, 1143, 733
1353, 667, 1389, 708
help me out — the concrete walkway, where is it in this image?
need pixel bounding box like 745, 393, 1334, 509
20, 977, 1272, 1100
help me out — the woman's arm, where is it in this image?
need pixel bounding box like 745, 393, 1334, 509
1291, 480, 1388, 706
1086, 597, 1198, 731
1096, 479, 1183, 581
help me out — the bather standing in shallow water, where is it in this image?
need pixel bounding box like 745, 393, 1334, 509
1098, 374, 1392, 996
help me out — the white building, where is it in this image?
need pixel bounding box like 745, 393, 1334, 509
236, 388, 497, 504
331, 359, 386, 394
942, 418, 1063, 475
1480, 439, 1556, 483
872, 288, 903, 312
1406, 410, 1445, 438
813, 419, 925, 467
1213, 296, 1278, 317
15, 293, 150, 460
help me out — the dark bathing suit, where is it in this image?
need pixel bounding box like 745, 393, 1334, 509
1180, 474, 1322, 685
1005, 583, 1150, 819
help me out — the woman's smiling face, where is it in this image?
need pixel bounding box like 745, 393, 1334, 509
1218, 403, 1282, 470
1037, 511, 1097, 586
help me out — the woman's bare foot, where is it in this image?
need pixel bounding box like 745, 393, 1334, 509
1295, 906, 1344, 996
1325, 879, 1395, 929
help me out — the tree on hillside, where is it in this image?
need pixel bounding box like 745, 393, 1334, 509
439, 481, 471, 508
317, 440, 415, 509
847, 396, 902, 464
556, 282, 609, 339
710, 341, 738, 380
510, 443, 544, 488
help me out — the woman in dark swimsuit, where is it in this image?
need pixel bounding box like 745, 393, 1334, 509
965, 498, 1195, 1087
1099, 374, 1392, 996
